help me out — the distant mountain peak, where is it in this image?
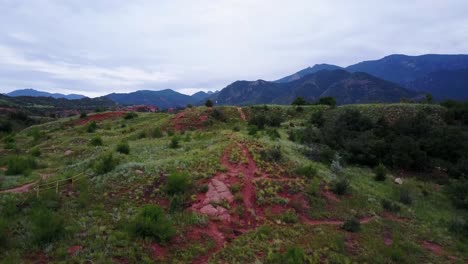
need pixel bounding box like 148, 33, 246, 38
275, 64, 343, 83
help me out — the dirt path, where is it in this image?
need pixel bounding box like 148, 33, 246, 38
0, 182, 36, 193
300, 216, 375, 226
237, 107, 246, 121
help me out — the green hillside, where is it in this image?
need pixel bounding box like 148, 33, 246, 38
0, 104, 467, 263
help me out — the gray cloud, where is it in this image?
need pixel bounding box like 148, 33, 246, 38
0, 0, 467, 97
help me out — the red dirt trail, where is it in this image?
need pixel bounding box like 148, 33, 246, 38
237, 107, 246, 121
0, 182, 36, 193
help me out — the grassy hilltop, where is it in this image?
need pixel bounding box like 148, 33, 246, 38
0, 103, 467, 263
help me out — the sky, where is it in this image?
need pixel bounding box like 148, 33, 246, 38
0, 0, 467, 97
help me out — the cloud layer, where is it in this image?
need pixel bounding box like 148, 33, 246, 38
0, 0, 467, 97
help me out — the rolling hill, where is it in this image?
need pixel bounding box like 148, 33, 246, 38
104, 89, 204, 109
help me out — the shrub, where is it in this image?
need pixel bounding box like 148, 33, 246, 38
381, 199, 401, 212
90, 136, 103, 146
211, 108, 226, 122
374, 163, 387, 181
306, 178, 321, 197
205, 99, 214, 107
266, 129, 281, 140
152, 127, 163, 138
332, 178, 349, 195
269, 247, 307, 264
399, 188, 413, 205
294, 164, 317, 178
310, 110, 325, 127
93, 153, 119, 174
80, 112, 87, 118
166, 171, 190, 195
124, 112, 138, 120
30, 208, 65, 245
169, 194, 186, 212
316, 96, 336, 107
86, 121, 97, 133
291, 97, 308, 106
0, 218, 7, 248
448, 179, 468, 210
6, 156, 37, 176
0, 120, 12, 133
116, 141, 130, 154
30, 147, 42, 157
260, 146, 282, 162
330, 153, 344, 175
130, 205, 175, 243
169, 136, 180, 149
137, 131, 146, 139
448, 216, 468, 237
248, 125, 258, 136
342, 217, 360, 232
279, 210, 298, 224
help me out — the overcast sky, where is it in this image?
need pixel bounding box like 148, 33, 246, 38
0, 0, 467, 97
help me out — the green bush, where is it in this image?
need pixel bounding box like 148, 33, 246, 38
130, 205, 175, 242
116, 141, 130, 154
260, 146, 282, 162
86, 121, 97, 133
90, 136, 103, 146
30, 147, 42, 157
342, 217, 360, 232
268, 247, 307, 264
279, 210, 298, 224
169, 136, 180, 149
80, 112, 87, 118
30, 208, 65, 245
93, 153, 119, 174
124, 112, 138, 120
448, 216, 468, 237
169, 194, 186, 212
332, 178, 349, 195
0, 218, 8, 248
166, 171, 190, 195
152, 127, 163, 138
306, 178, 321, 197
248, 125, 258, 136
448, 179, 468, 210
294, 164, 317, 178
291, 97, 308, 106
381, 199, 401, 212
205, 99, 214, 107
374, 163, 387, 181
399, 188, 413, 205
6, 156, 37, 176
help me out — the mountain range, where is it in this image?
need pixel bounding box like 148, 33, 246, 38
3, 54, 468, 108
211, 70, 419, 105
6, 88, 87, 100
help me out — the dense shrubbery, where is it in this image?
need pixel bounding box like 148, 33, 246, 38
291, 107, 468, 175
0, 218, 7, 248
6, 155, 37, 176
124, 112, 138, 120
268, 247, 307, 264
30, 207, 65, 245
166, 171, 190, 196
93, 153, 119, 174
116, 141, 130, 154
374, 163, 387, 181
294, 164, 317, 178
90, 136, 103, 146
342, 217, 361, 232
260, 146, 282, 162
130, 205, 175, 242
86, 121, 97, 133
248, 107, 285, 129
152, 127, 164, 138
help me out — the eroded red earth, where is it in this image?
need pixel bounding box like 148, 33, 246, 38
74, 111, 125, 126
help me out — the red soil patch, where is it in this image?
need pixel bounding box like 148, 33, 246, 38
345, 233, 360, 255
24, 251, 50, 264
150, 243, 168, 260
383, 231, 393, 246
74, 111, 125, 125
381, 211, 411, 222
422, 240, 444, 255
68, 245, 83, 256
172, 109, 211, 132
322, 190, 341, 203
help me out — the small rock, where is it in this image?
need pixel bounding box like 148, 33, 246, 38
394, 178, 403, 185
64, 150, 74, 156
135, 169, 144, 175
